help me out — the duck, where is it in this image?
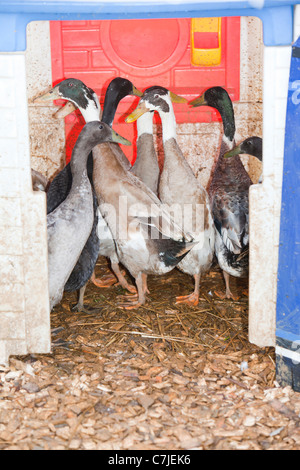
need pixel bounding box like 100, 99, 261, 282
34, 77, 141, 309
31, 169, 48, 191
48, 120, 130, 310
224, 136, 262, 162
35, 81, 102, 311
224, 136, 263, 184
190, 86, 253, 300
90, 132, 196, 309
126, 86, 215, 306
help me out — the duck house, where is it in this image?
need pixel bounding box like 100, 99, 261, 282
0, 0, 299, 391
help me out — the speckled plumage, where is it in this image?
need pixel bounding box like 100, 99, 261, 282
209, 138, 251, 278
190, 87, 253, 298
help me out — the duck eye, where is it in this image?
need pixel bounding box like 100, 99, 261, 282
68, 82, 74, 88
99, 124, 104, 130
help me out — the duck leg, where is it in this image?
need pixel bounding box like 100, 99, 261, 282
71, 284, 101, 314
214, 271, 240, 300
71, 284, 87, 312
142, 273, 150, 295
111, 263, 137, 294
175, 273, 200, 307
117, 272, 147, 310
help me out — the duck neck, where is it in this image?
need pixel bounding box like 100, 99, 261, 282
76, 97, 101, 124
157, 105, 183, 166
70, 131, 95, 186
137, 111, 153, 137
159, 106, 177, 144
215, 97, 235, 145
102, 89, 124, 127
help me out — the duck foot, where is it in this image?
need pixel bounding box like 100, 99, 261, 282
116, 273, 148, 310
124, 285, 138, 294
115, 279, 137, 294
71, 303, 101, 314
116, 293, 146, 310
175, 292, 199, 306
214, 290, 240, 301
218, 271, 240, 300
242, 289, 249, 297
117, 302, 143, 310
91, 271, 119, 288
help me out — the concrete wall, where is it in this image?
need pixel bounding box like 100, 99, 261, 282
26, 21, 66, 180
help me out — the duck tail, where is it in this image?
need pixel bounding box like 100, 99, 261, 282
158, 238, 197, 268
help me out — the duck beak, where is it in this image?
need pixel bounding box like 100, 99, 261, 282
189, 94, 207, 107
33, 86, 61, 103
169, 91, 187, 103
111, 129, 131, 146
224, 145, 241, 158
131, 85, 143, 97
125, 101, 149, 123
54, 102, 77, 119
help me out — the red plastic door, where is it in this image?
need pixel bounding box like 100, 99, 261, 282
50, 17, 240, 163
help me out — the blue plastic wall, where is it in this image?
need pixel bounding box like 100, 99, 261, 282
275, 35, 300, 390
277, 40, 300, 340
0, 0, 298, 51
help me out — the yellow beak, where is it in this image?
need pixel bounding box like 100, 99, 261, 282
189, 94, 207, 107
126, 101, 149, 123
132, 85, 143, 97
169, 91, 187, 103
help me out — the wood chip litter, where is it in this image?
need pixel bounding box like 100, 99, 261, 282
1, 261, 300, 450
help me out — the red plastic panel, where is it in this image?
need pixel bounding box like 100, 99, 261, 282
50, 17, 240, 163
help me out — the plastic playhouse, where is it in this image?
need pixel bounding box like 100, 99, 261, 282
0, 0, 300, 391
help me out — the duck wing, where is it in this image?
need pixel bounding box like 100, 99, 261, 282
212, 190, 248, 255
47, 154, 94, 213
119, 176, 193, 243
64, 190, 100, 291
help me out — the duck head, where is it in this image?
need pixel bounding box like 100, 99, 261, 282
80, 121, 132, 148
101, 77, 142, 127
125, 86, 187, 123
190, 86, 235, 142
34, 78, 101, 122
224, 136, 262, 161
